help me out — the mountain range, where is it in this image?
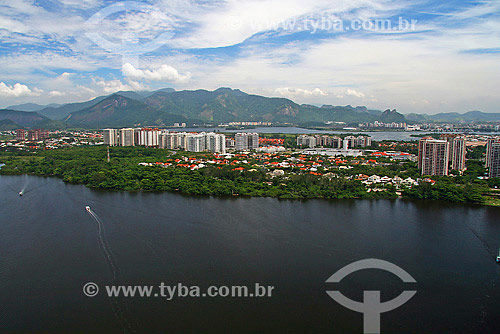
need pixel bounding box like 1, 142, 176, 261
1, 87, 499, 129
406, 110, 500, 123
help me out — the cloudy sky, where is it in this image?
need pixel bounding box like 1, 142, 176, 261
0, 0, 499, 114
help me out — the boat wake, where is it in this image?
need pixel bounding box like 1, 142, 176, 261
464, 222, 497, 262
20, 174, 29, 195
21, 178, 56, 196
86, 208, 120, 279
86, 207, 137, 333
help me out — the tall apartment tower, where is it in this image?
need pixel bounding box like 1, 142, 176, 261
235, 133, 259, 151
38, 129, 49, 140
345, 136, 357, 148
486, 138, 500, 178
134, 128, 142, 146
206, 133, 226, 154
440, 134, 456, 161
103, 129, 119, 146
451, 137, 467, 172
27, 130, 38, 141
137, 128, 160, 147
314, 135, 336, 147
486, 138, 500, 169
187, 133, 206, 152
332, 136, 342, 148
343, 139, 349, 150
297, 135, 316, 148
418, 137, 450, 176
160, 132, 183, 150
120, 128, 135, 147
159, 132, 168, 149
16, 129, 26, 141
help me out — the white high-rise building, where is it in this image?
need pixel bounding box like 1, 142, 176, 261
297, 135, 316, 148
206, 133, 226, 154
138, 129, 147, 146
120, 128, 135, 147
103, 129, 118, 146
159, 131, 170, 149
451, 137, 466, 172
235, 133, 259, 151
487, 138, 500, 178
160, 132, 189, 150
343, 139, 350, 150
486, 138, 500, 169
344, 135, 371, 148
105, 128, 226, 153
332, 136, 342, 148
137, 128, 160, 147
418, 137, 450, 176
187, 133, 206, 152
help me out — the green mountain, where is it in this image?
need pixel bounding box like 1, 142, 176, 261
38, 96, 110, 120
18, 88, 411, 128
146, 88, 302, 123
405, 113, 428, 122
10, 88, 500, 127
430, 111, 500, 122
143, 88, 407, 125
380, 109, 407, 123
0, 119, 19, 131
6, 103, 58, 112
406, 110, 500, 123
64, 94, 189, 128
0, 109, 49, 128
36, 88, 176, 120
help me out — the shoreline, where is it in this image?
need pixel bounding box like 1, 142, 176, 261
3, 172, 498, 208
0, 145, 495, 207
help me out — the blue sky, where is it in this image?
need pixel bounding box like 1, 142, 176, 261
0, 0, 499, 114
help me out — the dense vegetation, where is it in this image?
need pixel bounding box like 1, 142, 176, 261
0, 146, 388, 200
402, 182, 486, 203
403, 159, 499, 204
0, 146, 497, 205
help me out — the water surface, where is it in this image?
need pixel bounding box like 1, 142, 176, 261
0, 175, 499, 333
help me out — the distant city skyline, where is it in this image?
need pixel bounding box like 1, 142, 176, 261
1, 1, 499, 114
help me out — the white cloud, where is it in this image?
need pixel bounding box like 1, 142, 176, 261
159, 0, 400, 49
337, 89, 366, 99
93, 78, 148, 94
0, 52, 105, 75
0, 82, 42, 97
49, 91, 65, 97
275, 87, 327, 98
174, 29, 500, 113
1, 0, 500, 113
58, 0, 99, 9
122, 63, 191, 83
448, 0, 500, 20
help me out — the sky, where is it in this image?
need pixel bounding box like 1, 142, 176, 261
0, 0, 499, 114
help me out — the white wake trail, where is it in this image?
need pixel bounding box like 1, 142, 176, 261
86, 208, 136, 333
87, 209, 120, 279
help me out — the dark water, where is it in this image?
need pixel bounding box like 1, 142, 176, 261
1, 175, 500, 334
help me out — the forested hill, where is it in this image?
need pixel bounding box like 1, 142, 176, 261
59, 87, 408, 127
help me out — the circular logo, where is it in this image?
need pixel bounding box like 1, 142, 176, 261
83, 282, 100, 297
326, 259, 417, 334
85, 1, 174, 57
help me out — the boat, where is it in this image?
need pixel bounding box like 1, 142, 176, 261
85, 206, 91, 212
496, 249, 500, 264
